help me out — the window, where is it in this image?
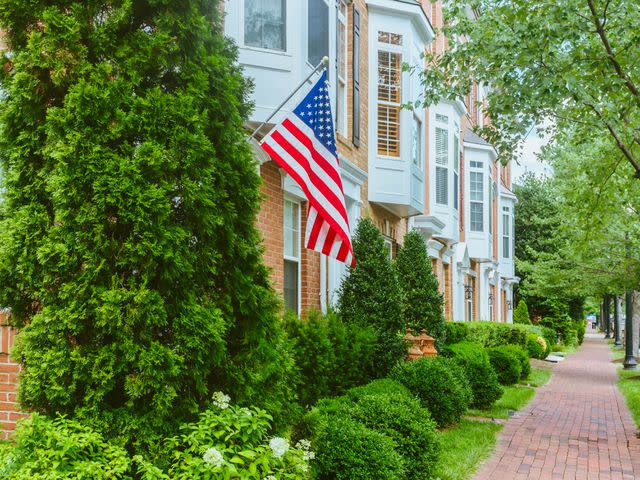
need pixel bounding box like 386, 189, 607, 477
352, 6, 361, 146
470, 170, 484, 232
336, 0, 348, 136
502, 206, 510, 258
377, 32, 402, 157
453, 131, 460, 210
435, 125, 448, 205
245, 0, 286, 51
283, 199, 300, 313
308, 0, 329, 66
383, 238, 393, 260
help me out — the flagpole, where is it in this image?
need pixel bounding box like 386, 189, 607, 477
249, 56, 330, 141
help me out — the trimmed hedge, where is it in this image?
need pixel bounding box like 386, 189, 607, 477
526, 333, 547, 359
284, 311, 378, 407
444, 322, 469, 345
390, 357, 472, 427
487, 347, 522, 385
501, 345, 531, 380
443, 322, 528, 349
307, 379, 440, 480
442, 342, 503, 409
522, 325, 556, 356
313, 415, 404, 480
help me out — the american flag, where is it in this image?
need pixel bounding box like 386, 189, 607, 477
261, 71, 354, 266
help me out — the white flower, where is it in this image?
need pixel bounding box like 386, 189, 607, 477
269, 437, 290, 458
211, 391, 231, 410
295, 439, 311, 451
302, 450, 315, 461
202, 447, 224, 468
242, 407, 253, 416
264, 476, 277, 480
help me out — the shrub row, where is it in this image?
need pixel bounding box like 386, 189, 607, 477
444, 321, 529, 349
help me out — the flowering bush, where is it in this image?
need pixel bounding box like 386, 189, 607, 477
136, 393, 312, 479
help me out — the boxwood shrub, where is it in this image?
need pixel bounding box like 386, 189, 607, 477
501, 345, 531, 379
466, 322, 528, 349
487, 346, 522, 385
390, 357, 472, 427
312, 415, 404, 480
444, 322, 470, 345
442, 341, 503, 409
526, 333, 547, 359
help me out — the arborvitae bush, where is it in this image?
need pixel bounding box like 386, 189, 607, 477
395, 230, 446, 347
0, 0, 295, 448
513, 300, 531, 324
337, 218, 405, 375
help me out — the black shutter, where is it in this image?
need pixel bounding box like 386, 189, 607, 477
352, 6, 361, 147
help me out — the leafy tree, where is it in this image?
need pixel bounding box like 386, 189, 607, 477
419, 0, 640, 178
337, 218, 405, 375
395, 230, 446, 346
0, 0, 295, 449
512, 300, 531, 325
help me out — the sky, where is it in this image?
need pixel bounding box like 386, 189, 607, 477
511, 124, 553, 184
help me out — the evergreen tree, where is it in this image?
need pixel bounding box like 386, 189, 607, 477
513, 300, 531, 325
337, 218, 405, 375
395, 230, 446, 346
0, 0, 295, 448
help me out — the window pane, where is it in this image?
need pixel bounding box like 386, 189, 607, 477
378, 31, 402, 45
503, 214, 510, 258
283, 200, 299, 258
453, 134, 459, 171
436, 166, 448, 205
471, 202, 483, 232
283, 259, 299, 313
308, 0, 328, 66
245, 0, 286, 51
436, 127, 448, 165
470, 171, 483, 201
412, 117, 421, 166
377, 104, 400, 157
377, 51, 401, 103
454, 172, 459, 210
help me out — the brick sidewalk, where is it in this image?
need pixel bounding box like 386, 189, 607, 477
474, 331, 640, 480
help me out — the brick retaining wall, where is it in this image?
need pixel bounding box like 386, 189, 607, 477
0, 313, 24, 439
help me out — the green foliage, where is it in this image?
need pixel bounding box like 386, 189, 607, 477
575, 320, 586, 345
513, 300, 531, 325
487, 347, 522, 386
444, 322, 470, 345
541, 315, 578, 347
526, 333, 547, 359
337, 218, 405, 375
306, 379, 440, 480
395, 230, 446, 346
500, 345, 531, 380
312, 415, 404, 480
442, 342, 503, 409
284, 310, 378, 408
0, 0, 296, 447
390, 357, 472, 427
522, 324, 556, 356
0, 414, 131, 479
137, 398, 311, 479
465, 322, 528, 349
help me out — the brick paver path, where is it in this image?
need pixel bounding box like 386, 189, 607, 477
474, 331, 640, 480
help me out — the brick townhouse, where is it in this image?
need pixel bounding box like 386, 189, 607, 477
224, 0, 518, 320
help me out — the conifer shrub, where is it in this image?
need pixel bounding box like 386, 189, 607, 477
513, 300, 531, 324
0, 0, 296, 448
284, 310, 378, 407
487, 347, 522, 385
442, 341, 503, 409
526, 333, 547, 359
390, 357, 472, 427
395, 230, 446, 347
337, 218, 405, 375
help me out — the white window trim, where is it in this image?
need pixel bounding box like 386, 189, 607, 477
502, 206, 511, 259
435, 115, 449, 206
469, 166, 484, 233
283, 196, 302, 315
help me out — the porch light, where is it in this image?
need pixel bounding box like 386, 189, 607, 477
464, 284, 473, 300
488, 293, 495, 306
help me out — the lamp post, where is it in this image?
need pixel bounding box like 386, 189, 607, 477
624, 292, 637, 369
604, 294, 611, 339
614, 295, 622, 346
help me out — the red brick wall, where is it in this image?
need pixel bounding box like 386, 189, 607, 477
0, 313, 24, 439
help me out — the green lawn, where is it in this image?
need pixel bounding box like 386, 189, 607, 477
432, 419, 503, 480
610, 342, 640, 428
467, 367, 552, 419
